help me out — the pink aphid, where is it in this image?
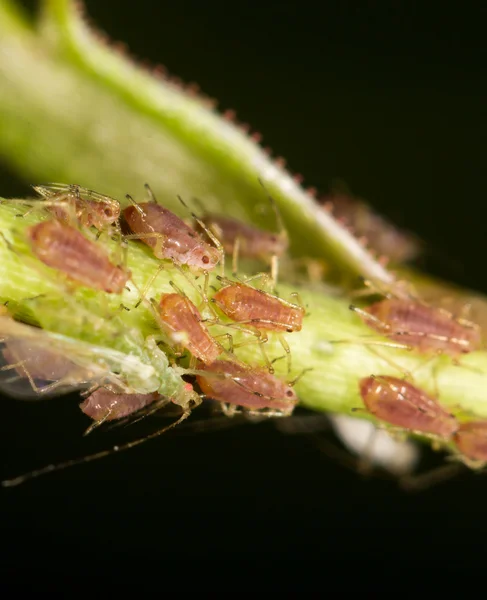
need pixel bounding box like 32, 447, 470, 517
355, 298, 482, 355
453, 421, 487, 463
33, 183, 121, 232
195, 359, 298, 414
80, 389, 161, 422
198, 213, 288, 262
27, 219, 130, 294
123, 195, 221, 273
359, 375, 458, 438
212, 281, 304, 334
320, 189, 421, 264
158, 292, 222, 364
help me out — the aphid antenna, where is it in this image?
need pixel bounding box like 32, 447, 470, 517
2, 399, 192, 488
125, 193, 147, 217
143, 183, 159, 204
190, 196, 208, 218
288, 367, 313, 387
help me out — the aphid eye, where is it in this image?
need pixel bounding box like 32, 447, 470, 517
202, 255, 210, 264
104, 208, 113, 217
286, 328, 293, 333
286, 389, 294, 397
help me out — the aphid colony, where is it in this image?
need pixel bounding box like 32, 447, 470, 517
1, 180, 486, 486
0, 183, 303, 484
351, 278, 487, 470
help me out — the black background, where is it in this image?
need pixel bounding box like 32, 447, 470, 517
2, 0, 487, 587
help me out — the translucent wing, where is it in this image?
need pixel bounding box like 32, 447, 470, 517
32, 183, 119, 208
0, 315, 134, 401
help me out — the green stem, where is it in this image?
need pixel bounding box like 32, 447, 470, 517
2, 201, 487, 449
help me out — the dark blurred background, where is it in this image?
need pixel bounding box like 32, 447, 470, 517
2, 0, 487, 585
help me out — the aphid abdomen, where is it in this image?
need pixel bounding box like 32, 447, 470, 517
213, 284, 303, 332
159, 293, 221, 363
203, 215, 288, 260
365, 299, 480, 354
359, 375, 458, 438
28, 220, 130, 293
80, 390, 160, 422
196, 360, 297, 411
453, 421, 487, 462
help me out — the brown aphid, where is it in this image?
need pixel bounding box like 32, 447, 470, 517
80, 389, 161, 422
158, 292, 222, 364
355, 298, 482, 355
453, 421, 487, 463
195, 359, 298, 415
27, 219, 131, 294
33, 184, 121, 232
123, 191, 221, 273
359, 375, 458, 438
212, 280, 304, 334
198, 213, 288, 262
320, 187, 421, 264
193, 181, 288, 283
211, 278, 304, 372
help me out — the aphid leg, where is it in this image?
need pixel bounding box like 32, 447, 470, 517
220, 402, 240, 418
177, 195, 225, 275
362, 345, 413, 380
269, 254, 279, 291
0, 359, 77, 396
134, 264, 166, 309
256, 332, 275, 374
107, 395, 173, 431
276, 334, 292, 373
83, 408, 115, 436
2, 399, 192, 488
212, 333, 235, 353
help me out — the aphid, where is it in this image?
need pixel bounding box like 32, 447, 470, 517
157, 290, 223, 365
195, 359, 298, 417
453, 421, 487, 464
32, 183, 121, 232
0, 316, 125, 399
27, 219, 131, 294
359, 375, 458, 438
352, 297, 482, 355
211, 277, 305, 372
193, 179, 288, 284
123, 184, 222, 273
320, 184, 421, 264
80, 389, 161, 423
